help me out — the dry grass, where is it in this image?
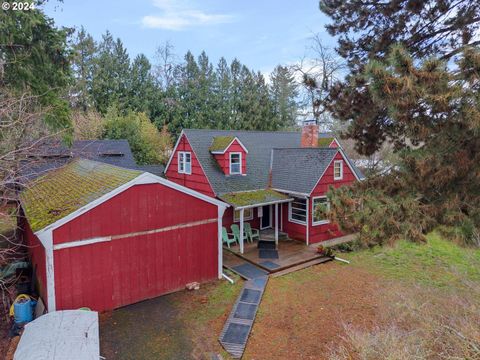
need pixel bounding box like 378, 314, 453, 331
330, 235, 480, 360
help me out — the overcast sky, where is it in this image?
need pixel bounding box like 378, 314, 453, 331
44, 0, 336, 75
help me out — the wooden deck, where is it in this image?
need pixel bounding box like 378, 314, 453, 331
223, 231, 356, 275
224, 238, 328, 274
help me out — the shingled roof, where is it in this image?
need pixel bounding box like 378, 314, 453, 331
183, 129, 302, 195
20, 139, 164, 181
271, 148, 339, 194
20, 159, 143, 232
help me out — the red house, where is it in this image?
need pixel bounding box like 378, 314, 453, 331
165, 123, 364, 252
20, 159, 227, 312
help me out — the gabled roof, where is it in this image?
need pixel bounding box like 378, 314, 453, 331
209, 136, 249, 154
19, 139, 164, 181
271, 148, 339, 194
181, 129, 302, 195
20, 159, 143, 232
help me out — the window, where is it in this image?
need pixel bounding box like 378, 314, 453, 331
233, 208, 253, 222
229, 152, 242, 175
178, 151, 191, 174
289, 197, 307, 224
334, 160, 343, 180
312, 196, 330, 225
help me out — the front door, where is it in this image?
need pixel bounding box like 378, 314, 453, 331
261, 205, 271, 229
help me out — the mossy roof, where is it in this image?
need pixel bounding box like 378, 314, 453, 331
318, 137, 335, 147
20, 158, 143, 232
209, 136, 235, 152
219, 189, 290, 208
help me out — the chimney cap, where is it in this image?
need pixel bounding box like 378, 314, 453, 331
303, 119, 317, 126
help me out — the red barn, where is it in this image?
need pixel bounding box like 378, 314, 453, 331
21, 159, 227, 312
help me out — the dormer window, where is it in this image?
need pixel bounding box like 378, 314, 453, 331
178, 151, 191, 174
334, 160, 343, 180
229, 153, 242, 175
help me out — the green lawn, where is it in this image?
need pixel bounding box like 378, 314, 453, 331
343, 232, 480, 287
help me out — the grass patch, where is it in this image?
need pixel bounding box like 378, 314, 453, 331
343, 232, 480, 287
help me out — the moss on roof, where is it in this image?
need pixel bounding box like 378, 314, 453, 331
219, 189, 290, 208
318, 137, 335, 147
20, 159, 143, 232
209, 136, 235, 152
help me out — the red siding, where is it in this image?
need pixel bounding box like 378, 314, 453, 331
222, 207, 260, 231
166, 134, 215, 196
281, 152, 357, 244
52, 183, 219, 311
23, 220, 48, 308
214, 139, 247, 175
329, 139, 340, 148
308, 152, 356, 243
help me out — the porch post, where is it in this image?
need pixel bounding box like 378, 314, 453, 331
239, 208, 244, 254
274, 203, 279, 247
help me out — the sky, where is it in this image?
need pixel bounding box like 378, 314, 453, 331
43, 0, 337, 76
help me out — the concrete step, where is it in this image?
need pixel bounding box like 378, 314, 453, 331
271, 257, 332, 278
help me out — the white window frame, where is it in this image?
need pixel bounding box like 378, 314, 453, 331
288, 197, 307, 225
334, 160, 343, 180
312, 196, 331, 226
229, 152, 242, 175
178, 151, 191, 175
233, 208, 253, 222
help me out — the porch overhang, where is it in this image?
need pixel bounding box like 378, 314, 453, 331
218, 189, 293, 210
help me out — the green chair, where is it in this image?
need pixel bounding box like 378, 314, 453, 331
222, 227, 237, 248
230, 224, 247, 244
244, 222, 260, 243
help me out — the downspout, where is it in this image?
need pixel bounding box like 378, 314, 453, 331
217, 205, 227, 279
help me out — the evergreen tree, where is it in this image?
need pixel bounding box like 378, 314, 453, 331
319, 0, 480, 154
213, 57, 232, 129
91, 32, 130, 114
129, 54, 156, 114
270, 65, 298, 128
196, 51, 215, 128
0, 4, 72, 133
71, 26, 96, 111
329, 46, 480, 246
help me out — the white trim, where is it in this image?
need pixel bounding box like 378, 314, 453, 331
288, 197, 307, 225
306, 197, 310, 245
210, 137, 249, 154
334, 160, 343, 180
218, 206, 226, 279
52, 218, 217, 250
37, 230, 55, 311
35, 173, 228, 240
229, 152, 242, 175
164, 130, 185, 174
274, 203, 278, 246
233, 207, 253, 222
233, 198, 292, 210
338, 147, 362, 181
312, 196, 331, 226
239, 209, 244, 254
272, 188, 309, 198
178, 151, 192, 175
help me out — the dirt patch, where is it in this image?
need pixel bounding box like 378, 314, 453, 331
244, 262, 385, 360
100, 279, 242, 360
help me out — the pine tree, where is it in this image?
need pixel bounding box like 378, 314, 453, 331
270, 65, 298, 128
129, 54, 156, 114
319, 0, 480, 154
213, 57, 232, 129
91, 32, 131, 114
71, 26, 96, 112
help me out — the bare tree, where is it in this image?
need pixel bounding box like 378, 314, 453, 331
292, 34, 346, 129
153, 41, 178, 90
0, 90, 61, 313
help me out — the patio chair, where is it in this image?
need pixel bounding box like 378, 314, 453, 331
230, 224, 247, 244
222, 227, 237, 248
244, 222, 260, 243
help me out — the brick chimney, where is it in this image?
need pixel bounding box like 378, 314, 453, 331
301, 120, 319, 148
